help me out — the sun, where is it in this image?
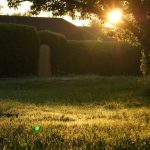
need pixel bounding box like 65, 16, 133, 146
107, 8, 123, 24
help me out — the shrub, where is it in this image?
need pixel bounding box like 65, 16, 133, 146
0, 23, 40, 77
38, 30, 68, 75
38, 31, 140, 76
65, 40, 140, 75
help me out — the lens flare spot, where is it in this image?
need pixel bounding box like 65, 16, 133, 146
34, 125, 41, 132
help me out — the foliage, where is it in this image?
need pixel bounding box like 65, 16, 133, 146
65, 40, 140, 75
0, 23, 39, 77
7, 0, 150, 75
38, 36, 141, 75
0, 76, 150, 149
140, 49, 150, 76
38, 30, 68, 75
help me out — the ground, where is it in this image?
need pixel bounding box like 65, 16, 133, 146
0, 76, 150, 149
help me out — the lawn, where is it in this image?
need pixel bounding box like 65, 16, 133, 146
0, 76, 150, 149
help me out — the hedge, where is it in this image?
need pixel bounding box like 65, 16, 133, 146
64, 40, 140, 75
0, 24, 140, 77
38, 31, 140, 75
0, 23, 39, 77
38, 30, 68, 75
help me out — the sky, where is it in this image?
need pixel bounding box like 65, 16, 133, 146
0, 0, 90, 26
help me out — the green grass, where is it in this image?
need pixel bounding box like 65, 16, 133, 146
0, 76, 150, 149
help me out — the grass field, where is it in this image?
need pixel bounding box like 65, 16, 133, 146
0, 76, 150, 149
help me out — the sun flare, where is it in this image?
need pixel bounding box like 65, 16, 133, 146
107, 9, 123, 24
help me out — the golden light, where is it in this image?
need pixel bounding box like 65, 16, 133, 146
107, 9, 123, 24
104, 22, 114, 28
0, 1, 32, 15
0, 0, 89, 26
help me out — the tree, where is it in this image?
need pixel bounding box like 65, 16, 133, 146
7, 0, 150, 75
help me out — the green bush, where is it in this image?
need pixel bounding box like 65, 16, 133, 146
0, 23, 39, 77
65, 40, 140, 75
38, 31, 140, 76
38, 30, 68, 75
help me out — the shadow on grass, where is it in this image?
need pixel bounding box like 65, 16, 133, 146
0, 76, 149, 107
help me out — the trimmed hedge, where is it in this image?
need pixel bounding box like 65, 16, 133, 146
38, 30, 68, 75
0, 23, 39, 77
65, 40, 140, 75
38, 31, 140, 75
0, 24, 140, 77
